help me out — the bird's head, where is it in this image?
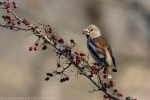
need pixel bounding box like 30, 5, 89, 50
82, 24, 101, 39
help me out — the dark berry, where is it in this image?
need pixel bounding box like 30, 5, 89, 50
17, 21, 21, 25
45, 77, 49, 81
103, 75, 107, 79
42, 45, 47, 50
65, 77, 69, 81
47, 73, 53, 77
62, 78, 66, 82
70, 39, 74, 43
112, 69, 117, 72
57, 63, 61, 68
60, 79, 63, 83
49, 28, 52, 33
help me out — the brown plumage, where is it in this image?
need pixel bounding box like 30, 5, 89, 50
91, 36, 113, 58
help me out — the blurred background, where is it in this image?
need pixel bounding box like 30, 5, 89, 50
0, 0, 150, 100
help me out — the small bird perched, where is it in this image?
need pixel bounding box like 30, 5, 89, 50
82, 24, 117, 73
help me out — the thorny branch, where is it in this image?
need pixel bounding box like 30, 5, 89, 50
0, 1, 136, 100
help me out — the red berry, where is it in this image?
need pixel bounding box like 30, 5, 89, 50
103, 75, 107, 79
54, 42, 57, 45
7, 3, 12, 7
14, 4, 17, 8
17, 21, 21, 25
29, 47, 33, 51
38, 35, 42, 38
34, 47, 37, 51
52, 36, 57, 40
25, 20, 30, 25
109, 81, 114, 87
103, 70, 106, 73
109, 81, 113, 84
103, 94, 108, 98
12, 22, 16, 26
70, 56, 74, 60
2, 16, 6, 19
91, 70, 95, 74
3, 1, 7, 4
7, 8, 11, 13
80, 53, 85, 56
10, 26, 13, 30
107, 85, 111, 88
59, 38, 63, 41
93, 65, 98, 70
76, 55, 80, 59
91, 66, 95, 70
65, 47, 70, 51
117, 93, 123, 97
75, 51, 80, 55
35, 43, 39, 46
76, 60, 80, 64
104, 67, 107, 71
6, 16, 11, 21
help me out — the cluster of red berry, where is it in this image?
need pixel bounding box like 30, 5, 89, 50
0, 1, 17, 12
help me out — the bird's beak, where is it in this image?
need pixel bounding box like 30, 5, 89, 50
82, 28, 90, 35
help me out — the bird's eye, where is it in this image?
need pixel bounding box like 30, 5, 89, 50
90, 29, 93, 31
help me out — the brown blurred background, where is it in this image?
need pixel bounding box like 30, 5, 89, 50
0, 0, 150, 100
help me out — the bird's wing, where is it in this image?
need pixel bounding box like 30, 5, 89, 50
88, 38, 107, 66
91, 36, 116, 67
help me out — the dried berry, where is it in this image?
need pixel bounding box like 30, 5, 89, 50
60, 79, 63, 83
103, 75, 107, 79
112, 68, 117, 72
10, 26, 13, 30
42, 45, 47, 50
47, 73, 53, 77
45, 77, 49, 81
65, 77, 69, 81
17, 21, 21, 25
70, 39, 74, 43
57, 63, 61, 68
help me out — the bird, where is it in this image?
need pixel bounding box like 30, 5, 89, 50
82, 24, 117, 74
